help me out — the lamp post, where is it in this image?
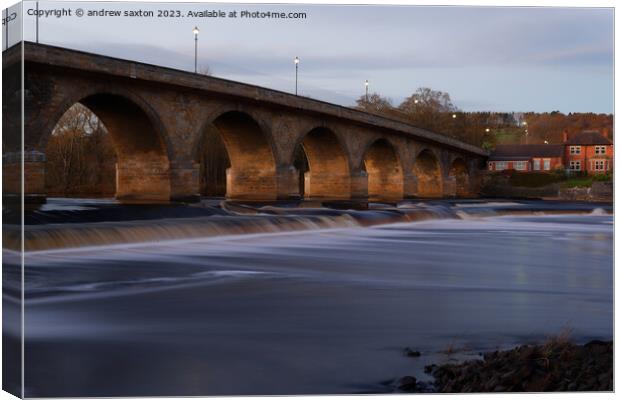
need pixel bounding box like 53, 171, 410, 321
522, 121, 528, 144
4, 9, 7, 50
365, 80, 369, 103
35, 1, 39, 43
193, 26, 200, 73
294, 56, 299, 95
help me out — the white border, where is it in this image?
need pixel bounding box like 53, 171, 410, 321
0, 1, 616, 400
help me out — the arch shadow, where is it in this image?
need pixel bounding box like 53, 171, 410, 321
362, 138, 404, 200
413, 149, 443, 198
197, 110, 278, 199
449, 157, 470, 197
294, 127, 351, 199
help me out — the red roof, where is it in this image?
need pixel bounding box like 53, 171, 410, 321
489, 144, 564, 161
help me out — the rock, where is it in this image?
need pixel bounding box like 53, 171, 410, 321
397, 376, 418, 392
584, 340, 609, 356
408, 340, 612, 393
424, 364, 436, 374
415, 381, 435, 393
598, 372, 611, 383
404, 347, 421, 357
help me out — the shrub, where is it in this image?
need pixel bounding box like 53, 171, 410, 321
593, 172, 613, 182
509, 171, 563, 188
551, 168, 567, 180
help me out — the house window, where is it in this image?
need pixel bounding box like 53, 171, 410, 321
569, 161, 581, 171
595, 146, 606, 155
594, 160, 606, 171
533, 159, 541, 170
569, 146, 581, 155
514, 161, 528, 171
495, 161, 507, 171
543, 159, 551, 171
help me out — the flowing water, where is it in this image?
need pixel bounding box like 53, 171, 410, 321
2, 199, 614, 397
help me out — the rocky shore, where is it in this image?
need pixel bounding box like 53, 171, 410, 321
397, 339, 613, 393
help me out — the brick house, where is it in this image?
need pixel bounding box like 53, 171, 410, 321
487, 144, 564, 172
487, 129, 613, 175
563, 130, 613, 175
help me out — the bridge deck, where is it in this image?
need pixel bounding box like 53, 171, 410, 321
10, 41, 487, 157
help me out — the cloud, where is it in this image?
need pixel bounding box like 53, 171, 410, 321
27, 4, 613, 113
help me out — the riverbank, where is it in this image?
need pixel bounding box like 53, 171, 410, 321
398, 339, 613, 393
481, 171, 613, 202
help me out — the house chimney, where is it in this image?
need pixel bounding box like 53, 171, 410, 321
562, 130, 569, 143
602, 128, 609, 139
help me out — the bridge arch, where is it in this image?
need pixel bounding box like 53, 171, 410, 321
413, 148, 443, 198
39, 87, 174, 159
449, 157, 470, 197
197, 109, 278, 199
43, 90, 172, 202
362, 138, 404, 200
293, 126, 351, 199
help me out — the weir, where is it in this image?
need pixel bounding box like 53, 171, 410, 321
9, 199, 612, 252
10, 204, 455, 252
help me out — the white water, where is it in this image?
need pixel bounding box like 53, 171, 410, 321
2, 200, 613, 396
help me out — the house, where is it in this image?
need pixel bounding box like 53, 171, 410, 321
563, 130, 613, 175
487, 144, 564, 172
487, 129, 613, 175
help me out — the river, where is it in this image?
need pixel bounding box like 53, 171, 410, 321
2, 199, 613, 396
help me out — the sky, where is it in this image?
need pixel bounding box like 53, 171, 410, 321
6, 1, 614, 113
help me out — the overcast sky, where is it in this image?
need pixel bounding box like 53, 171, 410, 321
10, 1, 614, 113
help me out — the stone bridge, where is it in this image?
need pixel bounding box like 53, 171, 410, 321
3, 42, 488, 203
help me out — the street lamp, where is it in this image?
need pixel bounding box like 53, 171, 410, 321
294, 56, 299, 95
35, 1, 39, 43
193, 26, 200, 73
452, 114, 457, 119
485, 128, 490, 133
525, 129, 529, 144
365, 80, 369, 103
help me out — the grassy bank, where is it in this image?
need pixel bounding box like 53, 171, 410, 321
561, 173, 612, 188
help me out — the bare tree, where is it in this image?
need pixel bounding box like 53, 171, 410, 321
399, 87, 457, 114
199, 124, 229, 196
356, 93, 394, 114
200, 65, 214, 76
46, 104, 117, 197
